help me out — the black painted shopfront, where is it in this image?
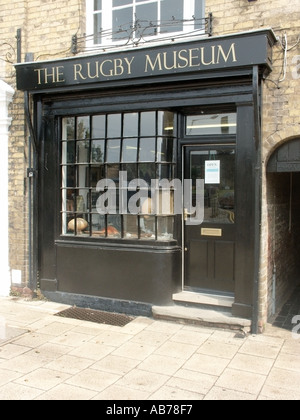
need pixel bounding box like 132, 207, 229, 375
16, 29, 276, 321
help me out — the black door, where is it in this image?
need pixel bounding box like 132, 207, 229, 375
184, 145, 236, 294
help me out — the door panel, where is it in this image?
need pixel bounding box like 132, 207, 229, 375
184, 145, 236, 294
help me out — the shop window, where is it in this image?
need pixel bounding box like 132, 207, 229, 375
186, 113, 237, 136
61, 111, 177, 241
86, 0, 205, 47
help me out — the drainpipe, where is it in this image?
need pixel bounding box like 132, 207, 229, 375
25, 92, 38, 295
252, 66, 262, 335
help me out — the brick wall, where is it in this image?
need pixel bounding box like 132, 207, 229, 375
0, 1, 299, 322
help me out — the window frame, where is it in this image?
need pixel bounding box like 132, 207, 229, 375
85, 0, 206, 50
60, 110, 178, 244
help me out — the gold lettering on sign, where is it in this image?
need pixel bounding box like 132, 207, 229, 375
74, 64, 87, 81
144, 43, 237, 74
217, 43, 237, 64
34, 66, 65, 85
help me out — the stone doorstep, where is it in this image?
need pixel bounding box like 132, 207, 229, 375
152, 305, 252, 333
173, 291, 235, 308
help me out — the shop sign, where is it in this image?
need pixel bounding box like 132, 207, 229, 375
15, 30, 275, 91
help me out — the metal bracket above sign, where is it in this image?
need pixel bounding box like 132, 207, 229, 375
201, 228, 223, 237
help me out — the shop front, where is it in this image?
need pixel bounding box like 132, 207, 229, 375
15, 29, 276, 324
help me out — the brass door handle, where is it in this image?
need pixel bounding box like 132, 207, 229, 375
184, 208, 194, 221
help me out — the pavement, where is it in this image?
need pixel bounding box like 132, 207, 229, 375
0, 296, 299, 401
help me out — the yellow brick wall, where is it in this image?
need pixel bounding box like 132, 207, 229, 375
0, 1, 299, 323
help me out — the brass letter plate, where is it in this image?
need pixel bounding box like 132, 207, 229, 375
201, 228, 223, 237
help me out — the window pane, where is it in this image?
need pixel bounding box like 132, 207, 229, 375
124, 215, 138, 239
107, 139, 121, 163
195, 0, 205, 28
77, 117, 90, 139
107, 114, 122, 138
112, 7, 133, 40
113, 0, 131, 6
139, 138, 156, 162
157, 138, 174, 162
123, 113, 138, 137
62, 117, 75, 140
189, 149, 235, 224
139, 163, 156, 184
158, 111, 175, 136
91, 214, 106, 237
94, 0, 102, 11
90, 165, 105, 187
140, 216, 155, 240
107, 164, 120, 184
78, 166, 89, 190
62, 141, 75, 164
107, 215, 122, 237
122, 163, 137, 182
160, 0, 183, 33
91, 140, 105, 163
158, 164, 174, 180
65, 166, 76, 188
76, 141, 89, 163
92, 115, 106, 139
141, 111, 156, 136
94, 13, 102, 44
122, 138, 138, 162
136, 3, 157, 37
186, 113, 237, 136
157, 217, 174, 240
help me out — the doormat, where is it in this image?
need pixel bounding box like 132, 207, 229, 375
55, 306, 134, 327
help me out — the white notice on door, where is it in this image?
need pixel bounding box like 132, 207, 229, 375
205, 160, 220, 184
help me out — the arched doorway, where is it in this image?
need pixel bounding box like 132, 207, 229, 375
267, 138, 300, 326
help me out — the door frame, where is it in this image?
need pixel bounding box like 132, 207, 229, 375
181, 143, 236, 294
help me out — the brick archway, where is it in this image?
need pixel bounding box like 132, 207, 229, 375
264, 137, 300, 322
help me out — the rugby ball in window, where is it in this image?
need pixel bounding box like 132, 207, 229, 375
68, 218, 88, 233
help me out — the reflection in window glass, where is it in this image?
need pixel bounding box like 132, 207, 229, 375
141, 112, 156, 136
161, 0, 183, 33
124, 215, 138, 239
189, 149, 235, 224
62, 141, 75, 164
123, 113, 138, 137
62, 117, 75, 140
76, 141, 89, 163
158, 217, 174, 240
77, 117, 90, 139
106, 139, 121, 163
135, 3, 157, 37
140, 216, 156, 240
107, 114, 122, 138
139, 138, 156, 162
186, 113, 237, 136
122, 138, 138, 162
91, 140, 105, 163
112, 7, 133, 40
157, 138, 174, 162
92, 115, 106, 139
158, 111, 175, 136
